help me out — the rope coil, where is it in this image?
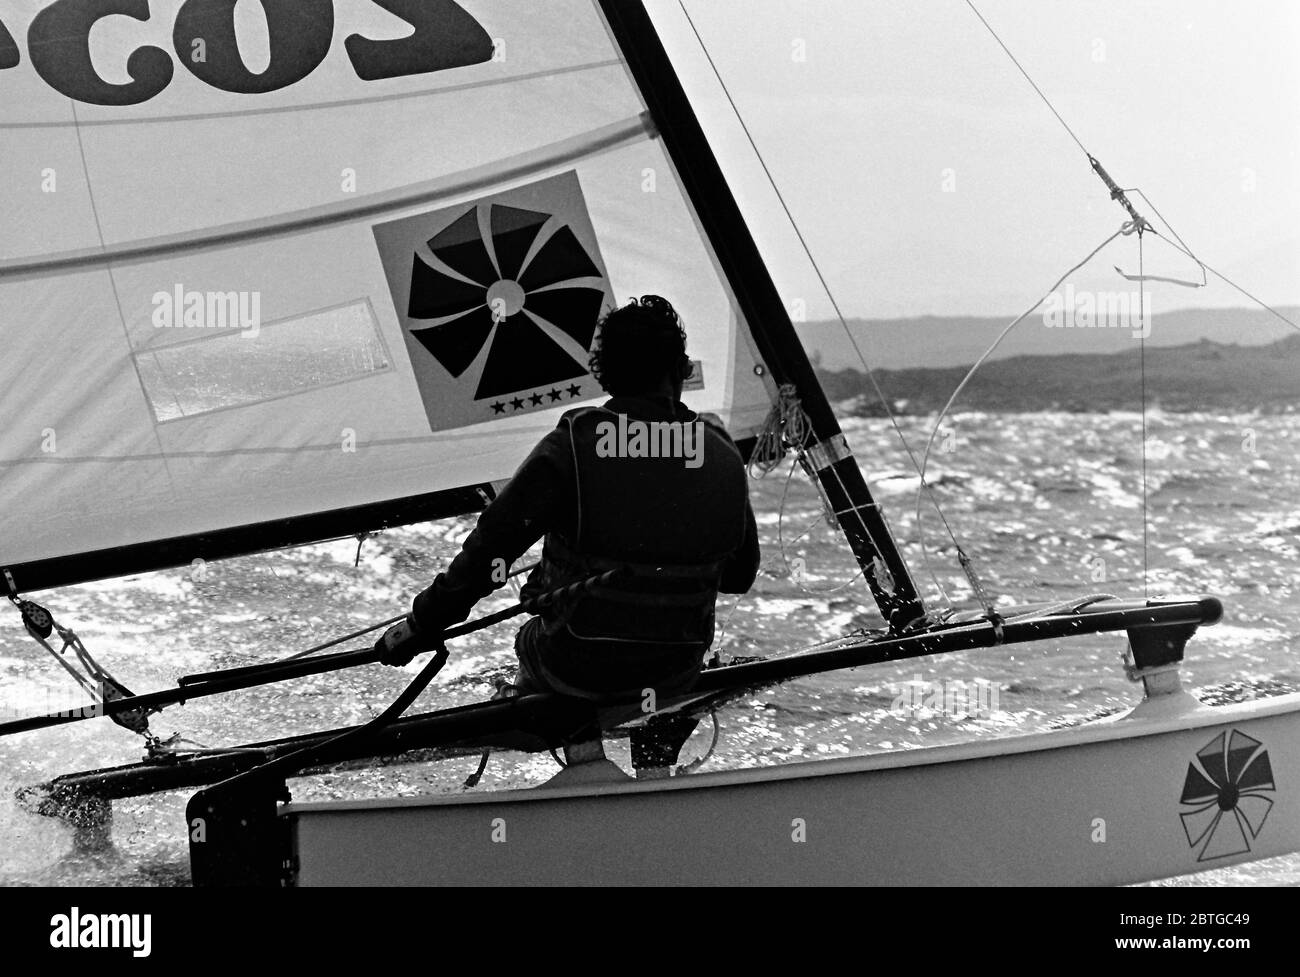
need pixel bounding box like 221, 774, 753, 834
748, 384, 810, 477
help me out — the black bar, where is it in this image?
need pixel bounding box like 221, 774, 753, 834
0, 887, 1286, 962
598, 0, 923, 628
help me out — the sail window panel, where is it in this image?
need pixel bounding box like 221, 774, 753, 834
134, 300, 391, 423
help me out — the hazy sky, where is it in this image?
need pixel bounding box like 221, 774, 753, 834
653, 0, 1300, 322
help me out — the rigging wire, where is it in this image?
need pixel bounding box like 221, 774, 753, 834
913, 225, 1138, 603
1126, 205, 1299, 597
1116, 189, 1206, 288
712, 458, 829, 656
960, 0, 1159, 601
1122, 187, 1298, 345
1142, 225, 1300, 334
962, 0, 1091, 158
713, 449, 883, 658
754, 390, 868, 591
3, 549, 546, 751
715, 379, 900, 659
716, 397, 873, 653
1126, 181, 1300, 331
676, 2, 969, 610
963, 0, 1300, 602
776, 458, 867, 597
275, 559, 539, 664
1138, 233, 1150, 598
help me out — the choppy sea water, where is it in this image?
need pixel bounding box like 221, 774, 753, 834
1, 410, 1296, 886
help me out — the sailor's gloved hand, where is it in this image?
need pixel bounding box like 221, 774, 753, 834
374, 616, 434, 667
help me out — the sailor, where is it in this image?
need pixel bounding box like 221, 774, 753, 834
376, 295, 760, 701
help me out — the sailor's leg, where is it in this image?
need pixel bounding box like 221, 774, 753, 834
512, 620, 630, 785
510, 616, 551, 695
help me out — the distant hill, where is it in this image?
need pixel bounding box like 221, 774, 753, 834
817, 333, 1300, 415
801, 306, 1300, 371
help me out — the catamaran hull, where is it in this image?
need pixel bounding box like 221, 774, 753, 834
281, 692, 1299, 885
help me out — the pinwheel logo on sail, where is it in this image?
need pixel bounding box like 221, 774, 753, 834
1179, 729, 1275, 862
373, 171, 611, 433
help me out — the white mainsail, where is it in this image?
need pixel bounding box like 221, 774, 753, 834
0, 0, 777, 585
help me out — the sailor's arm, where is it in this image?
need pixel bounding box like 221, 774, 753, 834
375, 429, 569, 665
718, 497, 760, 594
695, 411, 761, 595
411, 429, 569, 631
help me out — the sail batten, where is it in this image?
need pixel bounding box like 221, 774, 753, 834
0, 115, 653, 277
0, 60, 629, 132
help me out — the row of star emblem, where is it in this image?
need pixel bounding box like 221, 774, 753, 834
490, 384, 583, 413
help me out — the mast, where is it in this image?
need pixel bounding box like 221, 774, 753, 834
599, 1, 923, 629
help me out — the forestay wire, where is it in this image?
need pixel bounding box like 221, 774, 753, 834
677, 2, 971, 614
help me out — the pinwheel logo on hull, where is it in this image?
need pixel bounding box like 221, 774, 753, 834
373, 171, 611, 433
1179, 729, 1275, 862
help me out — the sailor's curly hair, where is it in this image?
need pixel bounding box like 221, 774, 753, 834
588, 295, 690, 395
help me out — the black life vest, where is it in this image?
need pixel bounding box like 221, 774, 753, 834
525, 404, 749, 670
